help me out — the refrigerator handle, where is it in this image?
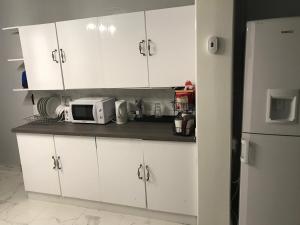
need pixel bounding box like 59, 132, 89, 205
241, 139, 250, 164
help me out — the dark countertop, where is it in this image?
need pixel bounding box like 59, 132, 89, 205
12, 121, 196, 143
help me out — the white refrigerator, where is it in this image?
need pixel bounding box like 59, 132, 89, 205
239, 17, 300, 225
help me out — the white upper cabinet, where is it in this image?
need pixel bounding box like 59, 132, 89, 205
99, 12, 149, 88
56, 18, 103, 89
18, 6, 195, 90
19, 23, 64, 90
96, 137, 146, 208
146, 5, 196, 87
54, 136, 100, 201
16, 133, 61, 195
143, 141, 197, 216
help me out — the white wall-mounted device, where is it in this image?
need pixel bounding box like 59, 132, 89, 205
207, 36, 219, 54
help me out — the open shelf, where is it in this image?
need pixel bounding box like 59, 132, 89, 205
7, 58, 24, 62
2, 26, 19, 35
2, 26, 19, 31
13, 88, 31, 92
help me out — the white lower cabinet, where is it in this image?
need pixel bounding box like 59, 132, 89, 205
16, 133, 61, 195
54, 136, 100, 201
16, 133, 196, 216
96, 137, 197, 216
17, 134, 100, 201
96, 138, 146, 208
143, 141, 197, 216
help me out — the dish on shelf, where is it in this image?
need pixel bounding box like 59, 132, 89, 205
7, 58, 24, 62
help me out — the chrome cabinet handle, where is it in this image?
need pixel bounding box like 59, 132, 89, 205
148, 39, 153, 56
57, 156, 62, 170
52, 156, 57, 169
137, 164, 143, 180
60, 49, 66, 63
139, 40, 146, 56
145, 165, 150, 181
51, 50, 59, 63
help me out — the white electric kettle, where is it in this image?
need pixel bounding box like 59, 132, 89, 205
115, 100, 128, 125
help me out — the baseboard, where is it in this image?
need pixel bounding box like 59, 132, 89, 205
27, 192, 197, 225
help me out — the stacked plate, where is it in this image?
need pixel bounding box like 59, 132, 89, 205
37, 96, 61, 119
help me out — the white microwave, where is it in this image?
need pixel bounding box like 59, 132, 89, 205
69, 97, 115, 124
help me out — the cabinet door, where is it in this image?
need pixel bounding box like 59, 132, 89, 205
99, 12, 149, 88
56, 18, 103, 89
54, 136, 100, 201
97, 137, 146, 208
143, 141, 197, 216
146, 5, 196, 87
16, 133, 61, 195
19, 24, 64, 90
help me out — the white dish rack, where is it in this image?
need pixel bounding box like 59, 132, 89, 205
25, 96, 66, 124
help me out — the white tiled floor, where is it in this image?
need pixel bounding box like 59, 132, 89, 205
0, 165, 183, 225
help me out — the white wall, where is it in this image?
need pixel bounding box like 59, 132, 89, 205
0, 0, 193, 166
196, 0, 233, 225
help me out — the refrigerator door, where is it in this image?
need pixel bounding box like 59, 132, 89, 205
239, 133, 300, 225
243, 17, 300, 136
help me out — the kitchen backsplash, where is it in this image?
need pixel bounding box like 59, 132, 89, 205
27, 88, 175, 117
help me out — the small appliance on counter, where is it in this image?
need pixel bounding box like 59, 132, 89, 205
173, 81, 196, 136
115, 100, 128, 125
174, 113, 195, 136
175, 81, 195, 112
69, 97, 115, 124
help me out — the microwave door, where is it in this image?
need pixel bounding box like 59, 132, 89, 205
72, 105, 95, 123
